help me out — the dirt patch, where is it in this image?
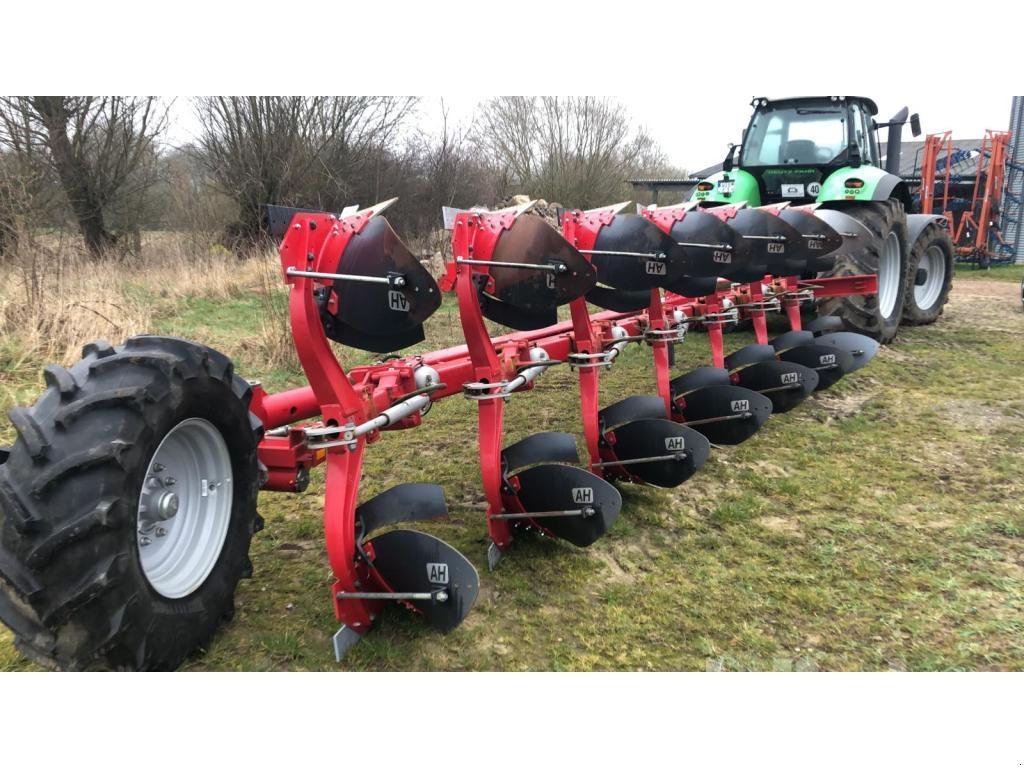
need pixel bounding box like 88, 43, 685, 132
592, 550, 636, 585
951, 280, 1020, 299
814, 389, 874, 420
942, 279, 1024, 335
757, 516, 804, 538
750, 460, 794, 479
878, 345, 913, 362
934, 399, 1020, 432
992, 558, 1024, 580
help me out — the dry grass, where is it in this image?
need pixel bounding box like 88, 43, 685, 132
0, 231, 283, 368
1, 241, 150, 368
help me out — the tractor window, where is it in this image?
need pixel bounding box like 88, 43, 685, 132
849, 102, 876, 164
741, 106, 849, 166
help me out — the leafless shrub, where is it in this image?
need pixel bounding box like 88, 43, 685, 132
381, 103, 502, 242
194, 96, 418, 248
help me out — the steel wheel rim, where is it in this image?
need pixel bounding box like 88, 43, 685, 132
877, 231, 901, 319
914, 244, 946, 311
137, 418, 233, 599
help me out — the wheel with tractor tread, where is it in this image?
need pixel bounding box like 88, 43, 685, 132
902, 218, 954, 325
816, 200, 909, 344
0, 335, 263, 670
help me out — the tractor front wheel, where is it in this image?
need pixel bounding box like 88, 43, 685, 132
817, 200, 909, 344
0, 336, 263, 670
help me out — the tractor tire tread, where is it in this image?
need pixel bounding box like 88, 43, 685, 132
0, 335, 262, 670
816, 200, 908, 343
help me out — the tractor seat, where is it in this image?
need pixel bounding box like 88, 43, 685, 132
781, 140, 818, 164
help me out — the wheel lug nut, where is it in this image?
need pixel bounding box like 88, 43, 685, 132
139, 535, 152, 547
155, 527, 167, 537
152, 463, 164, 473
165, 477, 176, 487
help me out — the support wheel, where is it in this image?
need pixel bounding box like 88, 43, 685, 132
0, 336, 264, 670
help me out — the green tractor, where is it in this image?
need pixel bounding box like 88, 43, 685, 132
693, 96, 955, 342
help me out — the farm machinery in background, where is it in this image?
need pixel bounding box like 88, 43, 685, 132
0, 187, 889, 670
688, 96, 957, 343
916, 129, 1016, 269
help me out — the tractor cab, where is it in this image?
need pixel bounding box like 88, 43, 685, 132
739, 96, 879, 203
695, 96, 920, 208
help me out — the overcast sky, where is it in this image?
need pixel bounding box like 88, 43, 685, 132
167, 93, 1014, 175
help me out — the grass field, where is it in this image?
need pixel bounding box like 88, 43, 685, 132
1, 258, 1022, 671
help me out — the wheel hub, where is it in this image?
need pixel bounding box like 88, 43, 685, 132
913, 244, 946, 311
136, 418, 234, 599
156, 491, 180, 520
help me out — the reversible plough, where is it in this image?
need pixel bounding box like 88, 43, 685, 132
0, 196, 882, 670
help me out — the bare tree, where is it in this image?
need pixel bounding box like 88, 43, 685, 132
195, 96, 417, 247
375, 102, 501, 240
0, 96, 167, 256
474, 96, 680, 208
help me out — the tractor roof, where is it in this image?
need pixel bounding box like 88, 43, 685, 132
751, 96, 879, 116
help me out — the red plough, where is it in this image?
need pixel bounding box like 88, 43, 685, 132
0, 195, 881, 670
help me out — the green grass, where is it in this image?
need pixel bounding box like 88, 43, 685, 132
2, 271, 1023, 671
954, 262, 1024, 283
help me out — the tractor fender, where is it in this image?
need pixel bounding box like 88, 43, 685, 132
817, 166, 911, 208
906, 213, 948, 247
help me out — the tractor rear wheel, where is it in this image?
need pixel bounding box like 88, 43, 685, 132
0, 336, 263, 670
816, 200, 909, 344
902, 219, 954, 325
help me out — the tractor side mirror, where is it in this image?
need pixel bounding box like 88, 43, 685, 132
723, 143, 738, 172
910, 113, 922, 137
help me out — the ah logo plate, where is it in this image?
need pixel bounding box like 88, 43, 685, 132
426, 562, 449, 585
664, 435, 685, 452
572, 487, 594, 505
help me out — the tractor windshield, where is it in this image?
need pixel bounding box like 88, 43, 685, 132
741, 106, 850, 166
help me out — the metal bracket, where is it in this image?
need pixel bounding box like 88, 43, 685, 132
567, 351, 615, 370
644, 326, 688, 344
462, 381, 516, 401
741, 297, 782, 313
698, 307, 740, 325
